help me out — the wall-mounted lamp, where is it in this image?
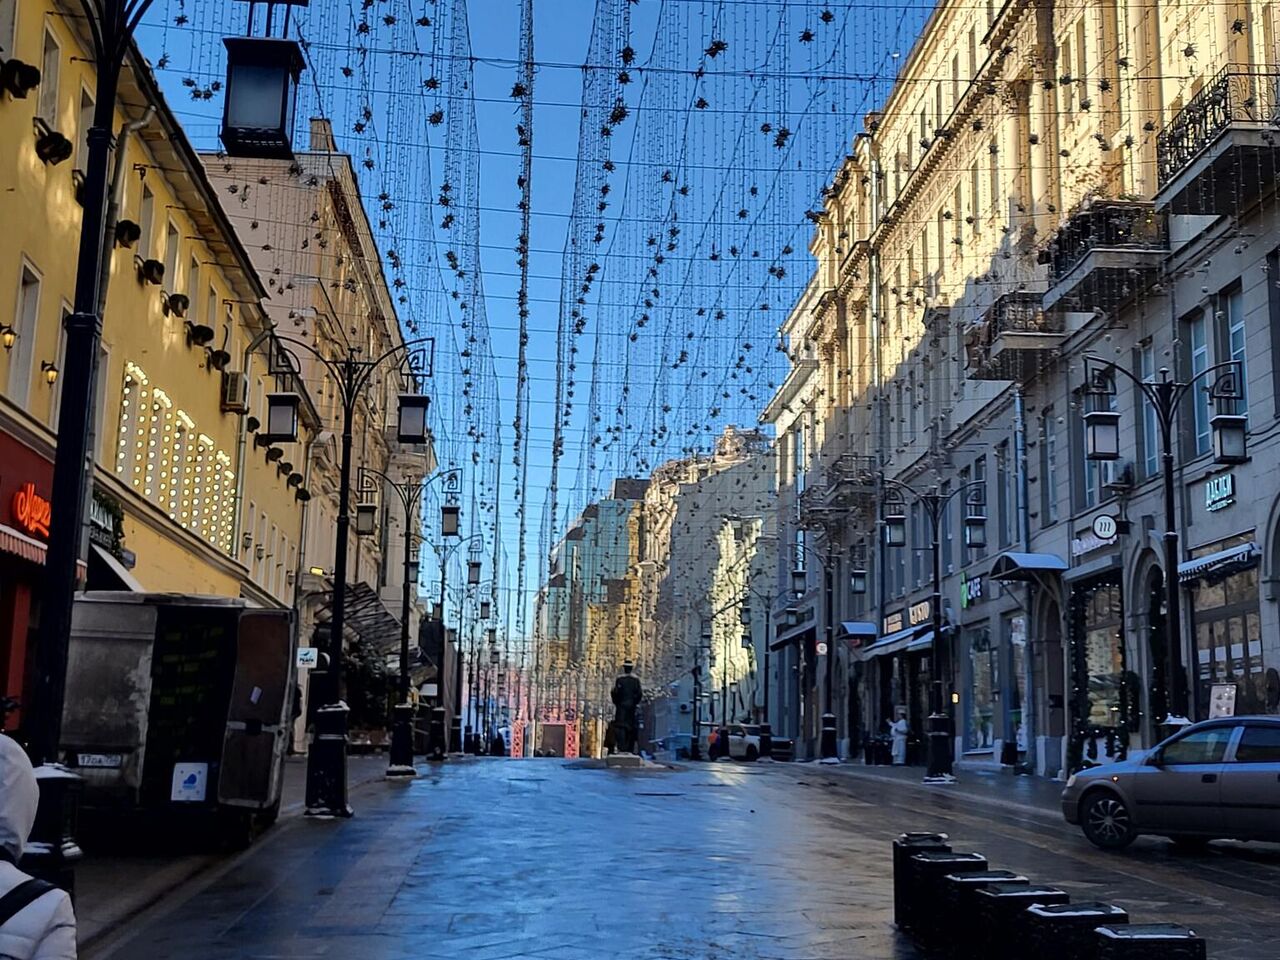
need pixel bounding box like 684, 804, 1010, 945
41, 361, 58, 386
0, 326, 17, 351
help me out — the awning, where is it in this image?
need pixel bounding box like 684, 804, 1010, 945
990, 551, 1069, 582
341, 581, 402, 651
87, 543, 144, 591
0, 523, 86, 579
838, 621, 878, 640
1178, 541, 1260, 584
769, 625, 814, 652
860, 625, 920, 659
906, 630, 934, 653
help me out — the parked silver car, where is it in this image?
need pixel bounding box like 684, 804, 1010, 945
1062, 716, 1280, 850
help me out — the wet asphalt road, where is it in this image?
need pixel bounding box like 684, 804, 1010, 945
87, 759, 1280, 960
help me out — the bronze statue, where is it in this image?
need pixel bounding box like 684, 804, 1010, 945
610, 660, 643, 754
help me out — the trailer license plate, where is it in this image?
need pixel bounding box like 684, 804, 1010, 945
78, 753, 124, 768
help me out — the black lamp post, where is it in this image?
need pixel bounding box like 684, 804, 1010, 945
265, 332, 433, 817
356, 466, 428, 778
25, 0, 156, 894
1083, 356, 1245, 727
882, 477, 986, 783
792, 540, 840, 762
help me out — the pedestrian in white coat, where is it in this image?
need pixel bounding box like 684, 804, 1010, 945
0, 735, 76, 960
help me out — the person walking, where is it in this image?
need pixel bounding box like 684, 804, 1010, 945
0, 736, 77, 959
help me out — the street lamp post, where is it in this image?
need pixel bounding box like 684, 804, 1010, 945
425, 531, 483, 752
882, 478, 986, 783
791, 541, 839, 762
1082, 356, 1245, 729
266, 333, 433, 817
355, 466, 434, 777
24, 0, 155, 892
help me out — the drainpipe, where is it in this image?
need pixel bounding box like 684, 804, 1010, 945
868, 151, 888, 735
82, 108, 155, 564
1014, 386, 1037, 774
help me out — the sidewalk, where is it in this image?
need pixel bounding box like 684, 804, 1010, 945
790, 758, 1067, 820
76, 753, 390, 949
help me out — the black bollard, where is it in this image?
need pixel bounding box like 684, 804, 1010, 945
891, 833, 950, 930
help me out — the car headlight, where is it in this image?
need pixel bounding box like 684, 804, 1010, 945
1065, 774, 1077, 789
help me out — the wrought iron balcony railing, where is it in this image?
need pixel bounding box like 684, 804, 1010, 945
1157, 65, 1280, 189
1046, 200, 1166, 283
985, 291, 1059, 338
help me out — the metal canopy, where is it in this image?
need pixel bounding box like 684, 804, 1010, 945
338, 581, 402, 651
837, 621, 878, 640
989, 551, 1069, 582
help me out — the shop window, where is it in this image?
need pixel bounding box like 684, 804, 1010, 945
1235, 725, 1280, 763
1191, 540, 1264, 716
966, 628, 996, 750
1184, 311, 1211, 455
1162, 727, 1232, 765
1071, 576, 1126, 742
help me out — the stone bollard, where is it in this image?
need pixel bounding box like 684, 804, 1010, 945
891, 833, 950, 930
1094, 924, 1206, 960
1025, 902, 1129, 960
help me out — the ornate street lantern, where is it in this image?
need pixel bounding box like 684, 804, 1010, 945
262, 392, 300, 443
1211, 413, 1248, 465
441, 504, 460, 537
883, 505, 907, 548
220, 37, 305, 159
964, 511, 987, 550
354, 502, 377, 536
396, 393, 430, 444
1084, 408, 1121, 461
790, 567, 807, 597
850, 567, 868, 595
785, 605, 799, 627
407, 556, 420, 582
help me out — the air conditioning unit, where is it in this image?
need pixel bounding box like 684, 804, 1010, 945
220, 370, 248, 413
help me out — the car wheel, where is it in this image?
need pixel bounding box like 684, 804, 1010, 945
745, 745, 759, 762
1081, 790, 1136, 850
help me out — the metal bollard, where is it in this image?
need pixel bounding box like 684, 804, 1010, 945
974, 885, 1070, 960
1094, 924, 1206, 960
1025, 902, 1129, 960
891, 833, 950, 929
940, 870, 1028, 953
906, 851, 987, 944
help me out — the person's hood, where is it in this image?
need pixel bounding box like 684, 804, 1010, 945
0, 735, 39, 862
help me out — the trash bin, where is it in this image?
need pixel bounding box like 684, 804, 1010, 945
1094, 924, 1206, 960
974, 885, 1070, 959
1025, 902, 1129, 960
891, 833, 951, 929
905, 851, 986, 940
940, 870, 1028, 952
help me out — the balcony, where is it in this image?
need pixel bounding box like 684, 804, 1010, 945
799, 453, 876, 526
965, 292, 1064, 381
1041, 201, 1166, 312
1156, 66, 1280, 215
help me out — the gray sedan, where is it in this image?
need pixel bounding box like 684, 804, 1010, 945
1062, 716, 1280, 850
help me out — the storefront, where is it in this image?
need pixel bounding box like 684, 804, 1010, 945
862, 602, 933, 759
1067, 566, 1130, 767
1180, 532, 1267, 719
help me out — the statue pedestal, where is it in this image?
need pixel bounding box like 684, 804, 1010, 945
605, 752, 643, 769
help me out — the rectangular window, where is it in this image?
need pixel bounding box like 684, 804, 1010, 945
951, 55, 960, 112
1041, 407, 1059, 526
911, 500, 924, 587
1061, 36, 1074, 110
1139, 343, 1159, 478
139, 186, 155, 260
1076, 18, 1087, 86
38, 28, 59, 123
1225, 288, 1248, 417
164, 220, 180, 293
988, 140, 1000, 223
1186, 311, 1211, 455
970, 163, 981, 232
972, 455, 987, 560
936, 209, 946, 265
1081, 391, 1117, 507
996, 440, 1012, 547
94, 343, 109, 460
50, 304, 68, 427
968, 26, 977, 77
76, 87, 94, 171
0, 0, 15, 58
187, 257, 201, 325
10, 264, 40, 406
941, 480, 954, 572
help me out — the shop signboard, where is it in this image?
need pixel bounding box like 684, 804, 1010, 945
1205, 472, 1235, 512
908, 599, 931, 626
960, 572, 984, 609
882, 610, 904, 635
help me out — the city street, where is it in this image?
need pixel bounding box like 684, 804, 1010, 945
83, 759, 1280, 960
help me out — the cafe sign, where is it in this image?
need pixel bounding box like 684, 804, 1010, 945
908, 599, 931, 626
960, 572, 984, 609
882, 610, 904, 635
12, 482, 51, 540
1205, 472, 1235, 513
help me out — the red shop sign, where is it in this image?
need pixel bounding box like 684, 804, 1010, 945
13, 482, 51, 539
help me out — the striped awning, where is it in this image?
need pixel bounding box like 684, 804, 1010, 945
1178, 541, 1259, 584
0, 523, 87, 579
